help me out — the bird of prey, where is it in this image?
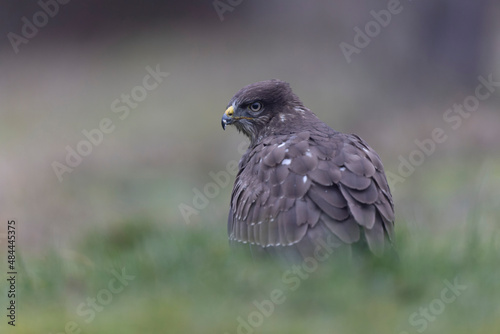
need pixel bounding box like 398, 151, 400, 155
221, 79, 395, 261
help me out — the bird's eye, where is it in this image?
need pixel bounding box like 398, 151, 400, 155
249, 102, 263, 112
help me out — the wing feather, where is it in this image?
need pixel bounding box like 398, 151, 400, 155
228, 130, 395, 258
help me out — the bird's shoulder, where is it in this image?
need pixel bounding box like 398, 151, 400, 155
229, 126, 395, 255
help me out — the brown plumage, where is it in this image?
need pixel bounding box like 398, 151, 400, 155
221, 79, 395, 261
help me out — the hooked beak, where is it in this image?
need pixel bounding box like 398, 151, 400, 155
221, 106, 235, 130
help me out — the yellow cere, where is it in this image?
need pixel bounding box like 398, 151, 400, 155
225, 106, 234, 117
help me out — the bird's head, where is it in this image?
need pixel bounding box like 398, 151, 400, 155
221, 79, 306, 144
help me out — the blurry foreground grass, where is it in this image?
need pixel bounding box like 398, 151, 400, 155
2, 211, 500, 334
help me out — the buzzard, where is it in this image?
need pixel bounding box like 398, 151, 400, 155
221, 79, 395, 261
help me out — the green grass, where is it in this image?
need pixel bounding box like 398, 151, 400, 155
3, 214, 499, 334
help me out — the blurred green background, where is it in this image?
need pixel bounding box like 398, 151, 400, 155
1, 1, 500, 333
